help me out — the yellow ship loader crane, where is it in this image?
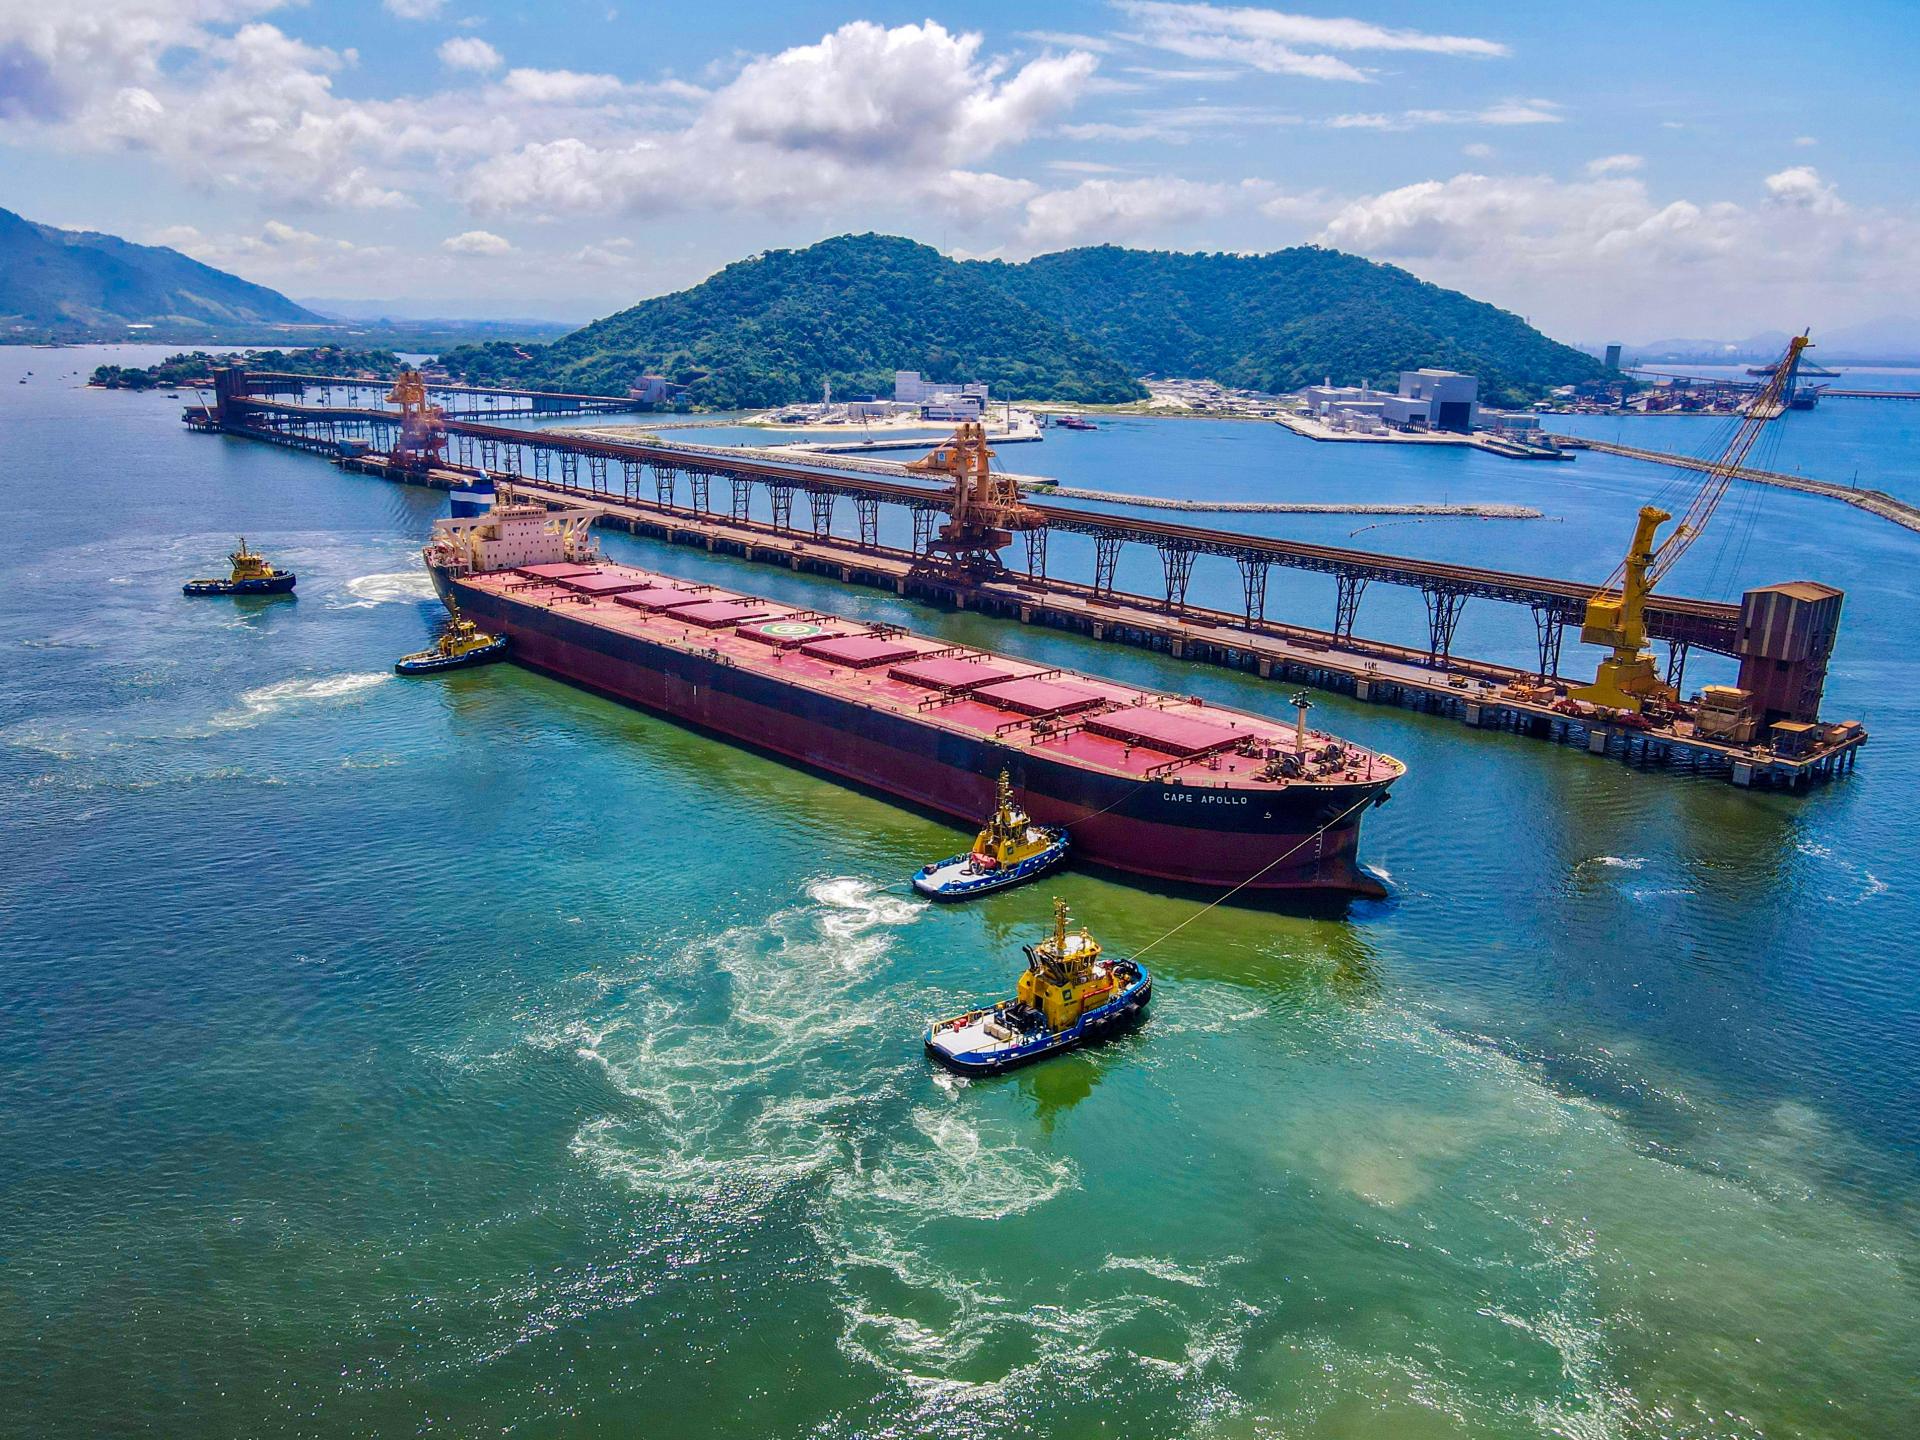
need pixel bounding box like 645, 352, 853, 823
386, 368, 448, 472
1571, 333, 1812, 712
907, 420, 1042, 573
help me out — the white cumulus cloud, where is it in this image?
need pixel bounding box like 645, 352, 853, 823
438, 37, 501, 74
1586, 153, 1643, 176
1318, 166, 1920, 336
1021, 176, 1235, 247
442, 229, 513, 256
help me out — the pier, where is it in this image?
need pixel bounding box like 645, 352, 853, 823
1552, 434, 1920, 534
187, 370, 1868, 789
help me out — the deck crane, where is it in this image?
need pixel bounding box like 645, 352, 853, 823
1571, 332, 1813, 712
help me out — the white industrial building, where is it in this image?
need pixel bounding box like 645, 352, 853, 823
1397, 369, 1479, 431
895, 370, 989, 420
1299, 370, 1480, 433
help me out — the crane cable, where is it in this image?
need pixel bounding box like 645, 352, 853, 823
1596, 333, 1809, 595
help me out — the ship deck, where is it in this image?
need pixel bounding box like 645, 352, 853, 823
457, 559, 1400, 794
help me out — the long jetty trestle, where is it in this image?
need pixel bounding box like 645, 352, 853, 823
186, 371, 1867, 790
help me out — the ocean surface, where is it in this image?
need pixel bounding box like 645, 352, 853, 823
3, 348, 1916, 1439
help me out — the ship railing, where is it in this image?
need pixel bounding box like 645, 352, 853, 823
916, 691, 975, 712
1142, 739, 1242, 780
1016, 701, 1125, 744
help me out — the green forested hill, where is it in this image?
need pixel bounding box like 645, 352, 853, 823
439, 233, 1605, 407
0, 207, 321, 334
972, 245, 1607, 404
443, 235, 1144, 407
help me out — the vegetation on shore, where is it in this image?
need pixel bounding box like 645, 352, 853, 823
441, 235, 1146, 408
976, 245, 1608, 406
86, 234, 1610, 410
442, 235, 1604, 409
90, 346, 407, 390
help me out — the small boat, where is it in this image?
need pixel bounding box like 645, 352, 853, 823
395, 602, 507, 674
925, 898, 1150, 1075
913, 770, 1067, 900
183, 538, 296, 596
1055, 414, 1097, 431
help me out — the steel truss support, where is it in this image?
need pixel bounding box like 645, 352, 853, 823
559, 451, 579, 487
912, 508, 938, 555
1093, 535, 1124, 597
455, 435, 474, 468
690, 472, 712, 513
1159, 544, 1197, 612
768, 482, 795, 532
654, 465, 677, 509
588, 454, 608, 493
1024, 526, 1049, 581
621, 459, 643, 501
808, 490, 836, 539
855, 495, 880, 549
1422, 585, 1469, 665
730, 477, 752, 523
1238, 557, 1270, 626
1666, 640, 1690, 692
533, 448, 551, 482
1532, 605, 1567, 680
1334, 574, 1368, 643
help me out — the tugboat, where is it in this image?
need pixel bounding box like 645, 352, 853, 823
395, 601, 507, 675
1055, 414, 1098, 431
913, 770, 1068, 900
925, 898, 1150, 1075
182, 538, 296, 596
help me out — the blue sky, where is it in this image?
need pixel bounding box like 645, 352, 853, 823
3, 2, 1915, 340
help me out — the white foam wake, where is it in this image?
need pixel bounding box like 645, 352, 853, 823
211, 671, 390, 729
338, 571, 438, 608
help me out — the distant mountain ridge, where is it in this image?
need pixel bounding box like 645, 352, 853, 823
442, 234, 1606, 407
0, 207, 321, 335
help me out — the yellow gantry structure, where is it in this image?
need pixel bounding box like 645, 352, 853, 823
1016, 898, 1116, 1033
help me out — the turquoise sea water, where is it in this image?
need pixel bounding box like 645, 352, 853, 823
3, 349, 1917, 1438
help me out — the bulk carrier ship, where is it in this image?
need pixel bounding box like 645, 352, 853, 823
422, 496, 1403, 895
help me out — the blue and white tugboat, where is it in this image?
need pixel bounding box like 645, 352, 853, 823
912, 771, 1068, 900
394, 601, 507, 674
182, 538, 295, 596
926, 898, 1150, 1075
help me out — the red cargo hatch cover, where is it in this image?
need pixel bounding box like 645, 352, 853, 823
1086, 707, 1246, 756
973, 676, 1107, 717
675, 600, 780, 629
613, 586, 706, 612
515, 562, 596, 580
800, 634, 923, 669
888, 657, 1017, 692
559, 572, 656, 596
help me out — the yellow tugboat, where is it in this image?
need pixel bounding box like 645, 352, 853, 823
926, 898, 1150, 1074
182, 537, 296, 596
394, 600, 507, 675
913, 770, 1069, 900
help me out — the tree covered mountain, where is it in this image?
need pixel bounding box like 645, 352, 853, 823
443, 235, 1144, 407
0, 207, 322, 334
448, 232, 1607, 408
973, 245, 1608, 403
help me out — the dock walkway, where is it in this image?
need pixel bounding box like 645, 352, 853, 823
1550, 435, 1920, 534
